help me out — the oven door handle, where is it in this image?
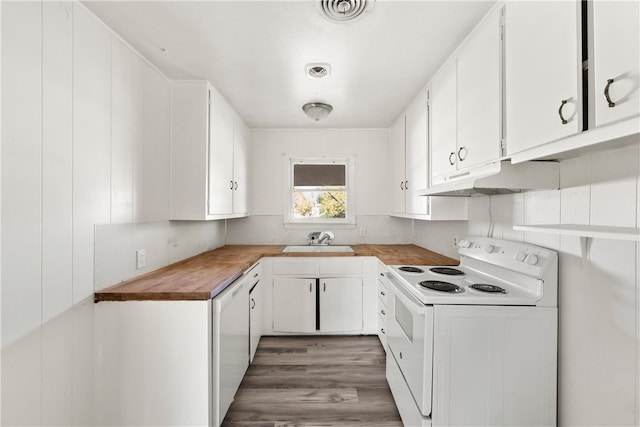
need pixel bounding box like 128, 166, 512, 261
385, 273, 428, 314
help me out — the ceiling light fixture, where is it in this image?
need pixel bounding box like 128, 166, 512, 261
302, 102, 333, 122
317, 0, 375, 23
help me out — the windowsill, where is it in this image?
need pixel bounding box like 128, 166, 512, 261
283, 221, 357, 230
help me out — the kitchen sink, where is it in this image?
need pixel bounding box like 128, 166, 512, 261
281, 245, 354, 253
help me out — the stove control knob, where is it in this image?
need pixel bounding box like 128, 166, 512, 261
484, 244, 495, 254
525, 254, 539, 265
515, 250, 527, 262
458, 239, 471, 248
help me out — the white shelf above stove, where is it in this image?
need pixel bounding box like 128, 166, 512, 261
514, 224, 640, 242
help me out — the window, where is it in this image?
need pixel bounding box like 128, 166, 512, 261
286, 158, 355, 225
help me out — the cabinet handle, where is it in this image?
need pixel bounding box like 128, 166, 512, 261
251, 298, 255, 309
457, 146, 468, 161
400, 181, 404, 190
604, 78, 616, 108
404, 180, 408, 190
380, 328, 386, 334
323, 282, 326, 292
448, 152, 456, 165
253, 272, 258, 278
380, 291, 385, 296
310, 283, 313, 292
229, 180, 234, 190
558, 99, 569, 124
399, 351, 403, 359
234, 181, 238, 190
380, 309, 386, 316
380, 273, 384, 277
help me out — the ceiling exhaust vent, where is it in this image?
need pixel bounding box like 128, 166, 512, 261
305, 63, 331, 78
317, 0, 375, 23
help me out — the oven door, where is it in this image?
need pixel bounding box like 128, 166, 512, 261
386, 273, 434, 417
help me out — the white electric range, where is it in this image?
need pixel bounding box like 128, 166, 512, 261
383, 237, 558, 427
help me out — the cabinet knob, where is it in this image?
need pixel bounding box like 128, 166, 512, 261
448, 152, 456, 165
380, 328, 385, 334
604, 78, 616, 108
558, 99, 569, 125
254, 273, 258, 278
380, 309, 386, 316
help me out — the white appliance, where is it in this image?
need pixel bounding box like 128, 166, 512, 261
385, 237, 558, 427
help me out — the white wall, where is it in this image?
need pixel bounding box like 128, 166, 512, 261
416, 144, 640, 426
226, 129, 412, 245
1, 3, 225, 426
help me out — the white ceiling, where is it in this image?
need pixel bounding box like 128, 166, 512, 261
83, 0, 495, 129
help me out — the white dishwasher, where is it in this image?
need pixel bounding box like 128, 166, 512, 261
212, 273, 250, 425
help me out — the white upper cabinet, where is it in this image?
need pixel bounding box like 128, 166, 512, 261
389, 114, 407, 215
431, 59, 458, 182
171, 80, 248, 220
431, 5, 503, 186
591, 0, 639, 128
505, 1, 582, 155
405, 89, 429, 215
232, 113, 249, 216
457, 6, 502, 170
208, 86, 234, 216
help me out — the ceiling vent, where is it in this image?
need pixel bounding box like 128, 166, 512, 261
305, 63, 331, 78
317, 0, 375, 23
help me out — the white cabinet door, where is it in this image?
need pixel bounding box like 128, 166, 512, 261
233, 114, 249, 215
208, 87, 235, 216
389, 114, 406, 215
273, 278, 316, 333
319, 278, 363, 333
457, 7, 502, 170
431, 59, 458, 181
249, 280, 262, 362
505, 1, 581, 155
405, 89, 429, 215
592, 0, 640, 127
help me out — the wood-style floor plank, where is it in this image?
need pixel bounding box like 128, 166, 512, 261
221, 336, 402, 427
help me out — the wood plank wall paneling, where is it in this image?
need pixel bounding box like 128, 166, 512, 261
222, 336, 402, 427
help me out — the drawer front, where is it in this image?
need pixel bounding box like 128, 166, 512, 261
377, 276, 390, 307
247, 263, 262, 286
272, 260, 317, 276
318, 259, 362, 276
378, 314, 388, 350
378, 304, 388, 323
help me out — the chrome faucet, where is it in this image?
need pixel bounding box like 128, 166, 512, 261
307, 231, 334, 246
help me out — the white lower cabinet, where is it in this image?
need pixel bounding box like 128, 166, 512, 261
249, 279, 263, 362
267, 257, 376, 335
319, 278, 363, 332
273, 277, 317, 333
95, 272, 253, 427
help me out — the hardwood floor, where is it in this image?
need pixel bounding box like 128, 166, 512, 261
221, 336, 403, 427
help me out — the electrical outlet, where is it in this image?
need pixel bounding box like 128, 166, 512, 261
359, 226, 367, 237
136, 249, 147, 269
452, 236, 459, 247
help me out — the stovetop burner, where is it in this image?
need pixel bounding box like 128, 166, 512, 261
398, 266, 425, 273
470, 284, 506, 294
430, 267, 465, 276
419, 280, 464, 293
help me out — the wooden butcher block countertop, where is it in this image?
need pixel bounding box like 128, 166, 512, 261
94, 244, 458, 302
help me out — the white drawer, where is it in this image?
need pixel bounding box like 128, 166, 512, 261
318, 259, 362, 276
377, 277, 390, 307
378, 314, 388, 350
378, 305, 388, 323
